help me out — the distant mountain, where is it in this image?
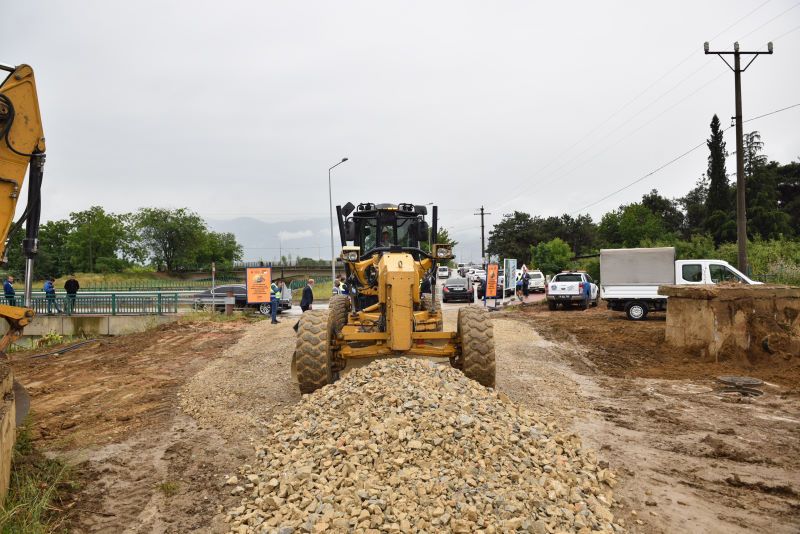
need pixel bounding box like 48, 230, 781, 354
207, 216, 483, 264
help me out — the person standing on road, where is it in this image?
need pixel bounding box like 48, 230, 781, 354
3, 276, 14, 306
333, 279, 342, 295
270, 280, 281, 324
64, 274, 79, 313
44, 277, 62, 314
522, 268, 530, 298
293, 278, 315, 332
338, 275, 348, 294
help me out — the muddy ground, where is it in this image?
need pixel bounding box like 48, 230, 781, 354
7, 305, 800, 533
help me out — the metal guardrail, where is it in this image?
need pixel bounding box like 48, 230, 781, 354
2, 293, 179, 315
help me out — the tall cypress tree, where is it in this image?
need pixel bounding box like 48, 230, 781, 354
704, 114, 735, 243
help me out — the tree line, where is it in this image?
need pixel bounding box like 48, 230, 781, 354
4, 207, 243, 278
487, 115, 800, 281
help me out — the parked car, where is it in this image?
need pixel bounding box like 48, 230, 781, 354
194, 283, 292, 314
471, 269, 486, 284
437, 266, 451, 279
545, 272, 599, 310
527, 270, 545, 292
442, 278, 474, 303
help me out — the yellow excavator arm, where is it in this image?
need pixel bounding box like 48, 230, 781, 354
0, 64, 46, 354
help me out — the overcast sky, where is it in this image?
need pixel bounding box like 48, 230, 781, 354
3, 0, 799, 261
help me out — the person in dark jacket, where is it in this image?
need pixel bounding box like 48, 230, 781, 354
64, 274, 79, 312
294, 278, 315, 332
3, 276, 14, 306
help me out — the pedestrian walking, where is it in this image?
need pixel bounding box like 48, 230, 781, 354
3, 276, 15, 306
293, 278, 315, 332
44, 277, 62, 314
270, 279, 281, 324
64, 274, 79, 313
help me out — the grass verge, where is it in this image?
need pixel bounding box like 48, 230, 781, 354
0, 414, 79, 533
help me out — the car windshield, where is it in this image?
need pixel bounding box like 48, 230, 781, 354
554, 274, 582, 282
531, 273, 543, 278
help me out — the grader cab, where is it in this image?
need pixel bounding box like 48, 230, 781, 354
292, 202, 495, 393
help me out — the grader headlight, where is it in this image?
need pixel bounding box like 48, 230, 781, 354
433, 244, 454, 259
341, 246, 361, 262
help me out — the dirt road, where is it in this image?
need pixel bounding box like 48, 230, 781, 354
8, 304, 800, 533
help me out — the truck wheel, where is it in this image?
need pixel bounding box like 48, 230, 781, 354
295, 310, 334, 393
456, 308, 495, 387
625, 301, 649, 321
547, 300, 557, 311
258, 303, 271, 315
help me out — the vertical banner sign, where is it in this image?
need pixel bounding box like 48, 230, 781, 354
485, 263, 499, 306
503, 259, 517, 302
246, 267, 272, 304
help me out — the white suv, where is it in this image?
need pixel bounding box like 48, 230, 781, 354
437, 266, 451, 279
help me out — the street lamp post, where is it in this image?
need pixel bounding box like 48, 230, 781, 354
329, 157, 348, 287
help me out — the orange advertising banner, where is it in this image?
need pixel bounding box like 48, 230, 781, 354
486, 263, 499, 298
246, 267, 272, 304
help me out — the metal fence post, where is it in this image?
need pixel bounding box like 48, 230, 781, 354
158, 293, 162, 315
112, 294, 116, 316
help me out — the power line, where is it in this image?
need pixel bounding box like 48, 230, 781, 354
738, 1, 800, 41
568, 102, 798, 216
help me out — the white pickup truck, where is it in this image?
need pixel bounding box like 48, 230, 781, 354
600, 247, 761, 320
545, 271, 599, 310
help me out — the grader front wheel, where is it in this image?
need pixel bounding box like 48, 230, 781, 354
456, 307, 496, 387
294, 310, 334, 394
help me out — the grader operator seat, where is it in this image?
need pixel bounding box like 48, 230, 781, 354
291, 202, 496, 394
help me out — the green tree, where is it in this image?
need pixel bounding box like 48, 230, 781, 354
486, 212, 537, 263
530, 238, 573, 275
704, 114, 735, 243
67, 206, 131, 273
743, 132, 790, 239
641, 189, 684, 235
37, 220, 73, 277
195, 231, 243, 267
776, 160, 800, 235
135, 207, 207, 271
679, 176, 708, 237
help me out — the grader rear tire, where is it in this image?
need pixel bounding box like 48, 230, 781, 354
295, 310, 333, 394
457, 307, 495, 387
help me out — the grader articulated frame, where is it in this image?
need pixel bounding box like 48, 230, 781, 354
292, 202, 495, 393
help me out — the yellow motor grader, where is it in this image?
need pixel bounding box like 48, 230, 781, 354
292, 202, 495, 393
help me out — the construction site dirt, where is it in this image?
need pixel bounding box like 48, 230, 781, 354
8, 306, 800, 533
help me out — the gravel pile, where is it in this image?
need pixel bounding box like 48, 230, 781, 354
224, 358, 622, 533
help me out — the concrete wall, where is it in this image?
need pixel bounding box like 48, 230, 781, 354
0, 362, 14, 501
0, 315, 179, 346
659, 285, 800, 362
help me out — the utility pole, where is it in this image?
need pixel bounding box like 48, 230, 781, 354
474, 206, 492, 267
705, 40, 773, 273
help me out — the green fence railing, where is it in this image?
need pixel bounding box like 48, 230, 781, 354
78, 279, 243, 292
3, 294, 179, 315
